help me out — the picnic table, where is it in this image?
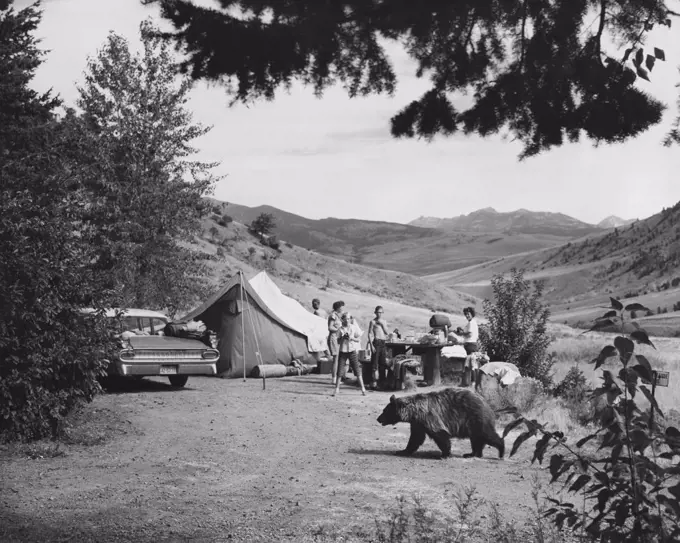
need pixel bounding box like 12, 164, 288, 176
385, 341, 449, 386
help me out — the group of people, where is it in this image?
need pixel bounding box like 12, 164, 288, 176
311, 299, 391, 396
310, 298, 482, 395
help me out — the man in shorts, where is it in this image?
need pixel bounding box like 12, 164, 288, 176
367, 305, 389, 389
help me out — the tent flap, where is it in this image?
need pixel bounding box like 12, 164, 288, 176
248, 272, 328, 353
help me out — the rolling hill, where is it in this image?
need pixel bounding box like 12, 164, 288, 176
217, 201, 438, 261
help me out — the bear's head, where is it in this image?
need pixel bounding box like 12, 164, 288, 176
377, 395, 402, 426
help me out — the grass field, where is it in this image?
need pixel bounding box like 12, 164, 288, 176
547, 324, 680, 414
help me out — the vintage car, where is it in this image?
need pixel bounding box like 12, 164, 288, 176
101, 308, 219, 387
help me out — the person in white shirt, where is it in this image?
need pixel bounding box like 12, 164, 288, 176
332, 312, 367, 397
456, 307, 479, 355
456, 307, 481, 389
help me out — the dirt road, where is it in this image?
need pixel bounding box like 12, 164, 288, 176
1, 375, 546, 542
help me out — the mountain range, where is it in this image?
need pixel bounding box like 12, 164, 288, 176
219, 201, 637, 274
409, 207, 623, 235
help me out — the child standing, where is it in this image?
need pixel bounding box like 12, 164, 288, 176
332, 312, 367, 396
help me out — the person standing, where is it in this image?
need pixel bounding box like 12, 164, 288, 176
367, 305, 389, 389
456, 307, 479, 355
311, 298, 328, 319
327, 301, 345, 385
456, 307, 480, 388
332, 312, 367, 396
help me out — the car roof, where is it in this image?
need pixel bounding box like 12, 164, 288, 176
81, 308, 169, 320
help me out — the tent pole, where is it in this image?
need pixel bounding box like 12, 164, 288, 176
240, 269, 246, 382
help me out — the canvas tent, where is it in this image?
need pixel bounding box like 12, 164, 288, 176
182, 271, 327, 378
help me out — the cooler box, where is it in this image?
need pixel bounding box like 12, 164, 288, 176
317, 358, 333, 375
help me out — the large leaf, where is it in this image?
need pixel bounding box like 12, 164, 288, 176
549, 454, 565, 482
597, 489, 611, 513
634, 48, 644, 67
614, 336, 634, 363
583, 319, 616, 334
510, 429, 535, 457
666, 426, 680, 449
615, 501, 630, 526
591, 345, 617, 369
598, 310, 618, 320
639, 385, 664, 418
569, 474, 591, 493
636, 66, 650, 81
610, 297, 623, 311
532, 433, 552, 464
645, 54, 655, 71
631, 364, 652, 384
624, 303, 649, 312
576, 433, 599, 448
630, 329, 655, 349
634, 354, 653, 381
503, 416, 525, 438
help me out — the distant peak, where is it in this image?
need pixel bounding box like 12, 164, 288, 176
475, 207, 497, 213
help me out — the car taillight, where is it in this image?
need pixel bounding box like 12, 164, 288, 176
120, 349, 135, 361
202, 349, 219, 359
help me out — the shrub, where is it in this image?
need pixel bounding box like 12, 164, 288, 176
506, 297, 680, 542
221, 214, 233, 226
553, 365, 589, 402
249, 212, 276, 238
481, 376, 546, 414
479, 268, 554, 387
266, 235, 281, 251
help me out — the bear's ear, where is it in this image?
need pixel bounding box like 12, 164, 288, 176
390, 394, 396, 404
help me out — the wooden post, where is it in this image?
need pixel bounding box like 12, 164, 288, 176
424, 347, 441, 386
239, 270, 246, 382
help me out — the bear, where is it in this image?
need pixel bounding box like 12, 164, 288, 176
377, 387, 505, 459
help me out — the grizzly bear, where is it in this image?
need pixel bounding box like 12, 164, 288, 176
377, 387, 504, 459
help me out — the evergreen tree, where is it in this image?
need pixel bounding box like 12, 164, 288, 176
147, 0, 673, 158
1, 3, 116, 440
76, 20, 221, 315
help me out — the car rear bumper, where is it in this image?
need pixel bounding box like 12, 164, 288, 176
114, 361, 217, 377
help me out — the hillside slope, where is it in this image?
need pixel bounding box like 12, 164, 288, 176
193, 208, 480, 326
425, 202, 680, 334
217, 201, 438, 261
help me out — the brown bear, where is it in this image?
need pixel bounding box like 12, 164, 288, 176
377, 387, 504, 459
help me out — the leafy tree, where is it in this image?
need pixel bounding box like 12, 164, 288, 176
1, 3, 116, 440
147, 0, 673, 158
250, 212, 276, 238
479, 268, 553, 386
506, 298, 680, 542
75, 20, 220, 316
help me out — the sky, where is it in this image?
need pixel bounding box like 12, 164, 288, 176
15, 0, 680, 225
